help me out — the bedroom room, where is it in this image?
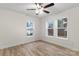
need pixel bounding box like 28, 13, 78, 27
0, 3, 79, 56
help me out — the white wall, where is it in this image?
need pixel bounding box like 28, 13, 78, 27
0, 9, 40, 49
41, 7, 79, 51
0, 6, 79, 51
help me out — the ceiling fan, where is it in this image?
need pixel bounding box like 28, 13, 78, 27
26, 3, 54, 15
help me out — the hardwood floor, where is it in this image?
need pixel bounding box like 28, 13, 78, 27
0, 40, 79, 56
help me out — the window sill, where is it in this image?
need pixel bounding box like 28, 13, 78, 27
56, 37, 68, 40
24, 35, 34, 38
47, 36, 68, 40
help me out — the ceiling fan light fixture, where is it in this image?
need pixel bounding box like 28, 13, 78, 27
35, 9, 39, 14
36, 7, 44, 15
39, 8, 44, 14
26, 3, 54, 15
40, 7, 44, 11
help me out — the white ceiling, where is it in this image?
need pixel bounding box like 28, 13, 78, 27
0, 3, 79, 18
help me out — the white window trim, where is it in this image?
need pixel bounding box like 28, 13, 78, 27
25, 20, 34, 37
46, 20, 54, 37
46, 18, 68, 40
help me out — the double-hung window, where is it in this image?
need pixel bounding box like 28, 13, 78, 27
58, 17, 67, 38
26, 20, 33, 36
47, 20, 54, 36
47, 17, 67, 38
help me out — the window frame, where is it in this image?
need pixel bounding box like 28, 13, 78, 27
46, 17, 68, 40
57, 17, 67, 38
26, 20, 34, 37
46, 20, 54, 37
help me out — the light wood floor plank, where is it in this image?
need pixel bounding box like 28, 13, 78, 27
0, 40, 79, 56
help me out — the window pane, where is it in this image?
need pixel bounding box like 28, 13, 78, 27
27, 21, 33, 27
48, 21, 53, 28
48, 29, 53, 36
58, 20, 64, 28
27, 30, 33, 36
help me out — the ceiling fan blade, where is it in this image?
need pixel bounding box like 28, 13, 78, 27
44, 3, 54, 8
26, 9, 36, 10
43, 10, 50, 13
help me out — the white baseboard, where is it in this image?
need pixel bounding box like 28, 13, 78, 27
0, 39, 37, 49
42, 39, 79, 52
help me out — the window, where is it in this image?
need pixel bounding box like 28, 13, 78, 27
58, 17, 67, 38
46, 17, 67, 38
26, 20, 33, 36
47, 20, 54, 36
